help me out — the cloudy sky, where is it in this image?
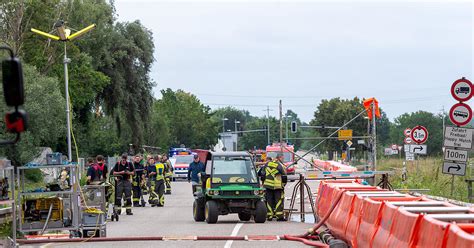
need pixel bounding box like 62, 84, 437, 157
115, 0, 473, 122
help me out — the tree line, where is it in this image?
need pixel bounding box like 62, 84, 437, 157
0, 1, 453, 167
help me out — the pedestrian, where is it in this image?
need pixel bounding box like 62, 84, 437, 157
153, 155, 166, 206
132, 155, 146, 207
162, 154, 173, 194
261, 152, 287, 221
187, 154, 205, 194
112, 153, 135, 215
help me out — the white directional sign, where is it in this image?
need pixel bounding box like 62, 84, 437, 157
384, 148, 393, 156
443, 126, 473, 149
404, 145, 410, 152
444, 148, 469, 163
442, 162, 467, 176
409, 144, 427, 155
404, 137, 413, 144
405, 152, 415, 161
449, 103, 473, 127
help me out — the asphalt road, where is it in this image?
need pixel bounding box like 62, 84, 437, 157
29, 161, 319, 248
22, 151, 317, 248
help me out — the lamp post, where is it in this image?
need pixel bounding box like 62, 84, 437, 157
222, 118, 228, 133
234, 120, 240, 151
31, 21, 95, 162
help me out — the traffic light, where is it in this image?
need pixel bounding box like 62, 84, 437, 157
291, 121, 297, 133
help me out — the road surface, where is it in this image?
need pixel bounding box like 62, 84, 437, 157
30, 166, 319, 248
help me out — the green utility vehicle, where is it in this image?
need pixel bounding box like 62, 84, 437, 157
193, 152, 267, 224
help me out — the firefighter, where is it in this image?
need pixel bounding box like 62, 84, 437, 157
154, 155, 166, 206
112, 153, 135, 215
162, 154, 173, 194
261, 152, 287, 221
132, 155, 146, 207
146, 156, 157, 205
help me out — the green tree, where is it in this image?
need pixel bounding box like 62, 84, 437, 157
389, 111, 443, 155
0, 64, 66, 165
310, 97, 367, 153
149, 89, 218, 149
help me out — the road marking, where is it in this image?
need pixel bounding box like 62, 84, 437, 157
224, 222, 244, 248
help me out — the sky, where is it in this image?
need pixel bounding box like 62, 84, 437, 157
114, 0, 473, 123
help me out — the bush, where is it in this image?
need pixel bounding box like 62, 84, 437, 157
24, 169, 43, 183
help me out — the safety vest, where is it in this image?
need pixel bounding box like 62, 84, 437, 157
155, 163, 165, 181
263, 162, 283, 190
164, 161, 173, 177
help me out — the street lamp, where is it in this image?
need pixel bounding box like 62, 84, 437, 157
234, 120, 240, 151
31, 21, 96, 162
222, 118, 228, 133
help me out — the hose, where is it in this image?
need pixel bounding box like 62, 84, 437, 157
282, 235, 328, 247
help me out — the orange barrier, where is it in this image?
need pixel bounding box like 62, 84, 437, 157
313, 159, 357, 172
315, 179, 474, 248
445, 224, 474, 247
385, 208, 423, 248
344, 195, 364, 248
411, 216, 450, 248
326, 192, 355, 239
356, 198, 383, 248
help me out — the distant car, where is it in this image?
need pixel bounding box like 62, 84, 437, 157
172, 154, 195, 180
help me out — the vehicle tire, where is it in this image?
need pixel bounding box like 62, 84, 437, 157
254, 200, 267, 223
193, 200, 205, 222
238, 212, 252, 221
205, 200, 219, 224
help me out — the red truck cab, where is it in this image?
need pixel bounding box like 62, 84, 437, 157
265, 143, 296, 175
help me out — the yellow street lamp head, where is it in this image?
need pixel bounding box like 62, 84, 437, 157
31, 20, 95, 42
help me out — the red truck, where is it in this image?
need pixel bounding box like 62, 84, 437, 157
265, 143, 296, 175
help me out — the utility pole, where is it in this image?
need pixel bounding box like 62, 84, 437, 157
279, 100, 283, 146
264, 106, 273, 145
372, 101, 377, 172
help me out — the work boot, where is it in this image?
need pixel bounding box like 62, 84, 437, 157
133, 202, 140, 207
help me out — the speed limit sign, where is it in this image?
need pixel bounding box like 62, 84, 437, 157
410, 125, 428, 144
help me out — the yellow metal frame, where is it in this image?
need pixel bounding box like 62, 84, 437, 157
31, 24, 96, 41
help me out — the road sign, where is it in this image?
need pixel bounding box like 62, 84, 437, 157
410, 125, 428, 144
444, 148, 468, 163
404, 137, 413, 144
404, 128, 412, 137
443, 126, 473, 149
442, 162, 467, 176
391, 144, 398, 150
451, 77, 473, 102
409, 144, 427, 155
384, 148, 393, 156
405, 152, 415, 161
392, 149, 399, 155
346, 140, 353, 147
404, 145, 410, 152
357, 140, 365, 145
449, 103, 473, 127
338, 129, 353, 140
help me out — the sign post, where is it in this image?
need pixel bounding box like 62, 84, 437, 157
444, 77, 473, 196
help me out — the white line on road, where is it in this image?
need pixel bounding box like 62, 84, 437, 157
224, 222, 244, 248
